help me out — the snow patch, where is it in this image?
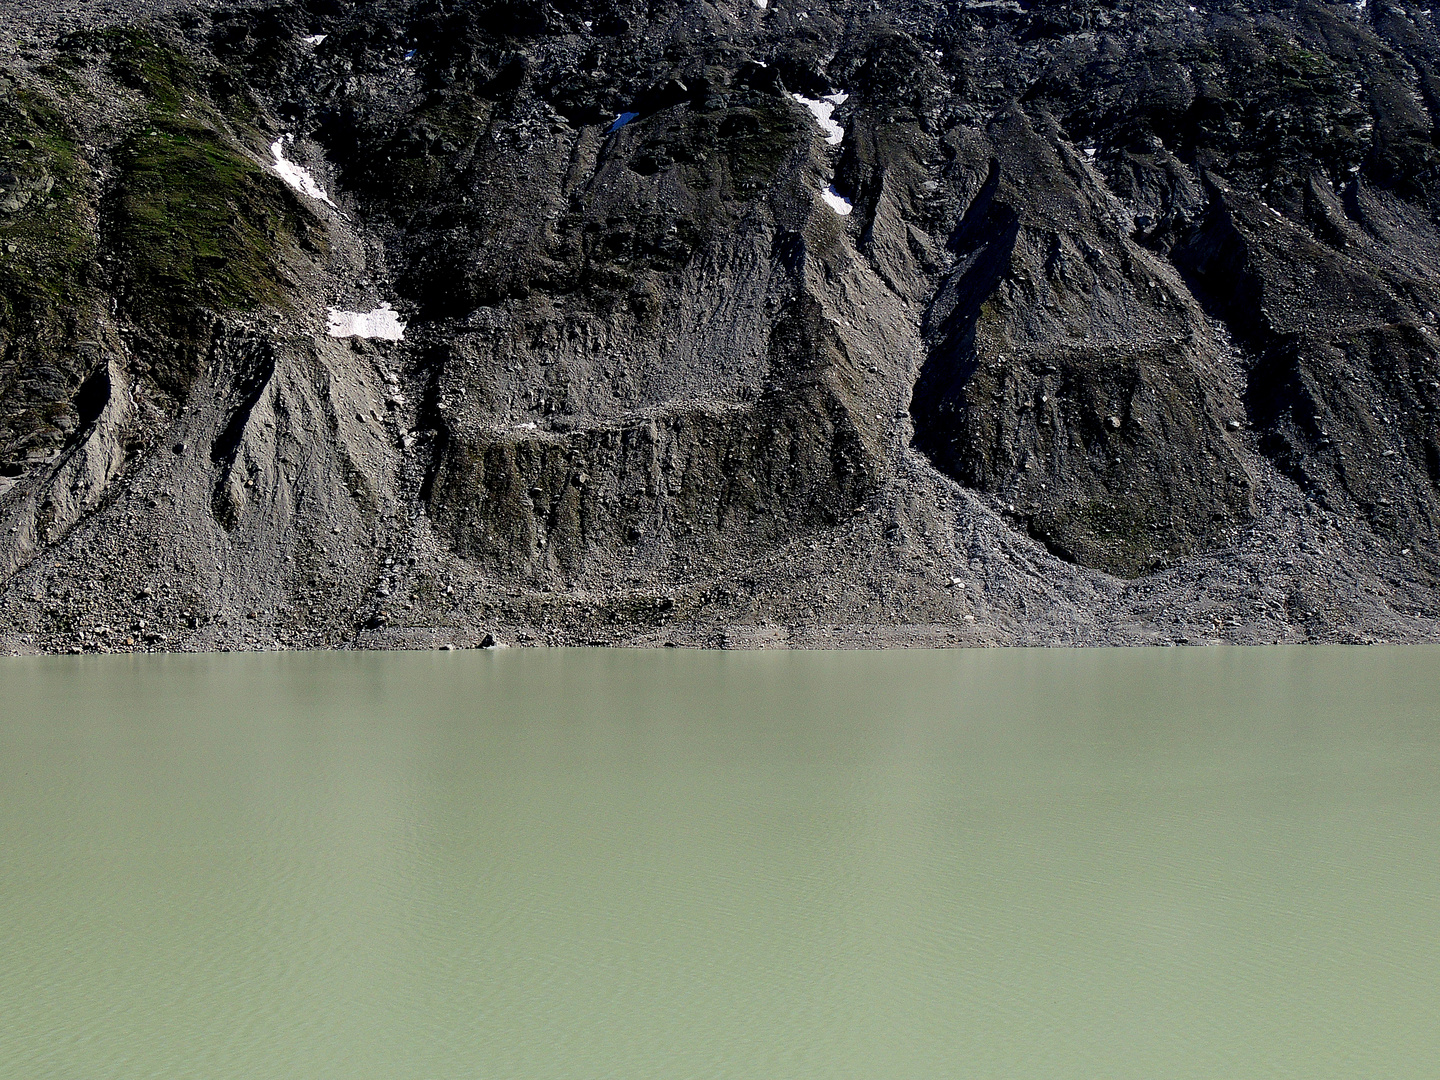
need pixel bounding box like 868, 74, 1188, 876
270, 136, 334, 206
302, 34, 327, 45
792, 92, 848, 146
820, 185, 853, 216
609, 111, 640, 133
327, 304, 406, 341
754, 0, 768, 8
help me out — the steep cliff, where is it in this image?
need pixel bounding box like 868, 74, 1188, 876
2, 0, 1438, 651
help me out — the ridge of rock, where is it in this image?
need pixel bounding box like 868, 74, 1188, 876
1, 0, 1437, 651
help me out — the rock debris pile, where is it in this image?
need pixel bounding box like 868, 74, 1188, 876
0, 0, 1437, 651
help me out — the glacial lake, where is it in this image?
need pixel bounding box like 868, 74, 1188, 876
2, 646, 1438, 1078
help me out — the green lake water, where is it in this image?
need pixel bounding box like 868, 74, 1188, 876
2, 646, 1438, 1078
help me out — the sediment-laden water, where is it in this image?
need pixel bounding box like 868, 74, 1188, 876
3, 647, 1438, 1078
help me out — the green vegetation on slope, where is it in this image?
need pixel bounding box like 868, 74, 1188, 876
0, 80, 97, 474
110, 118, 304, 317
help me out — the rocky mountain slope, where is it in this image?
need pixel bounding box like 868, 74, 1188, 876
2, 0, 1438, 652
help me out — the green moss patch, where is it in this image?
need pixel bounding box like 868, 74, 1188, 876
60, 27, 197, 109
105, 114, 324, 399
110, 117, 314, 316
0, 81, 97, 471
0, 89, 92, 314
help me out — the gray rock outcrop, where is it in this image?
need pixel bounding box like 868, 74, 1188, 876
0, 0, 1437, 651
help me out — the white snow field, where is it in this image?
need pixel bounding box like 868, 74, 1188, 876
270, 136, 335, 206
791, 91, 849, 145
326, 304, 407, 341
820, 185, 853, 216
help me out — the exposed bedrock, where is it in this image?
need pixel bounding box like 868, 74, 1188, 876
911, 107, 1253, 577
1171, 186, 1440, 561
1, 0, 1439, 651
428, 382, 875, 580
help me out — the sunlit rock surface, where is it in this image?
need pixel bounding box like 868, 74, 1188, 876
0, 0, 1438, 651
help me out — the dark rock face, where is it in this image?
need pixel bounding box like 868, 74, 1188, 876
0, 0, 1438, 651
910, 107, 1255, 576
